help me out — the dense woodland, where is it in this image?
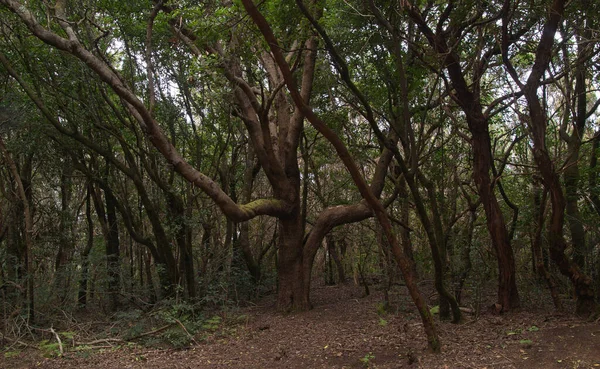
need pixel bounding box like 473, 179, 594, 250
1, 0, 600, 357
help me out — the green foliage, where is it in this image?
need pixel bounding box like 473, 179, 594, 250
202, 315, 222, 331
151, 302, 203, 347
3, 351, 20, 359
111, 301, 238, 348
375, 302, 387, 316
38, 339, 61, 358
359, 352, 375, 367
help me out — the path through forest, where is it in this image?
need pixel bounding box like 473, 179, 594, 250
3, 284, 599, 368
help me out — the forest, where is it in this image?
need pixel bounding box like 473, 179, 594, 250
1, 0, 600, 367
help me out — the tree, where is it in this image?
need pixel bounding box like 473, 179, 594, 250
0, 0, 440, 350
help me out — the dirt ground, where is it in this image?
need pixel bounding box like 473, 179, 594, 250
3, 283, 600, 368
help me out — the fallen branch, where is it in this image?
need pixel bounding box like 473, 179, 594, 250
460, 307, 475, 314
0, 333, 36, 349
75, 323, 175, 348
79, 338, 124, 346
175, 319, 197, 345
126, 323, 174, 341
49, 327, 64, 356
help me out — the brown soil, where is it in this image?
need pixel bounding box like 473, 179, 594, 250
3, 284, 599, 369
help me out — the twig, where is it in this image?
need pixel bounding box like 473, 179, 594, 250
76, 323, 175, 347
0, 333, 36, 349
81, 345, 114, 349
126, 323, 174, 341
79, 338, 124, 346
175, 319, 198, 345
459, 307, 475, 314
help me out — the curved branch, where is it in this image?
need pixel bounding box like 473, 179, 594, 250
0, 1, 292, 222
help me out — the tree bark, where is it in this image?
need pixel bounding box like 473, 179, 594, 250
326, 235, 345, 283
404, 2, 520, 311
0, 136, 34, 321
78, 184, 94, 307
243, 0, 440, 351
277, 216, 311, 311
562, 19, 592, 270
104, 185, 121, 311
531, 182, 562, 309
515, 0, 596, 315
54, 163, 74, 303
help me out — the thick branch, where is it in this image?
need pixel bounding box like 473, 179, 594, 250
0, 2, 292, 222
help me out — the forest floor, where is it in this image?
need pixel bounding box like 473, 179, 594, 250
2, 282, 600, 368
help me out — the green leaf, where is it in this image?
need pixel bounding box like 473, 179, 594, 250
60, 331, 75, 340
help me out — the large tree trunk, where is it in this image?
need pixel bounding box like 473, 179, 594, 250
277, 216, 310, 311
470, 117, 520, 311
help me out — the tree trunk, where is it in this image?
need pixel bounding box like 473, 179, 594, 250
105, 187, 121, 311
4, 181, 23, 306
236, 144, 261, 282
563, 23, 590, 270
78, 185, 94, 307
398, 177, 417, 279
54, 164, 74, 303
589, 132, 600, 217
238, 221, 261, 282
470, 120, 520, 311
518, 0, 596, 315
531, 182, 562, 309
404, 3, 520, 312
144, 249, 157, 303
277, 216, 311, 311
533, 146, 596, 315
455, 204, 475, 304
0, 137, 34, 321
168, 194, 195, 299
326, 235, 345, 283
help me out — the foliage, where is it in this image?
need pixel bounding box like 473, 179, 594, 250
359, 352, 375, 367
38, 339, 61, 358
